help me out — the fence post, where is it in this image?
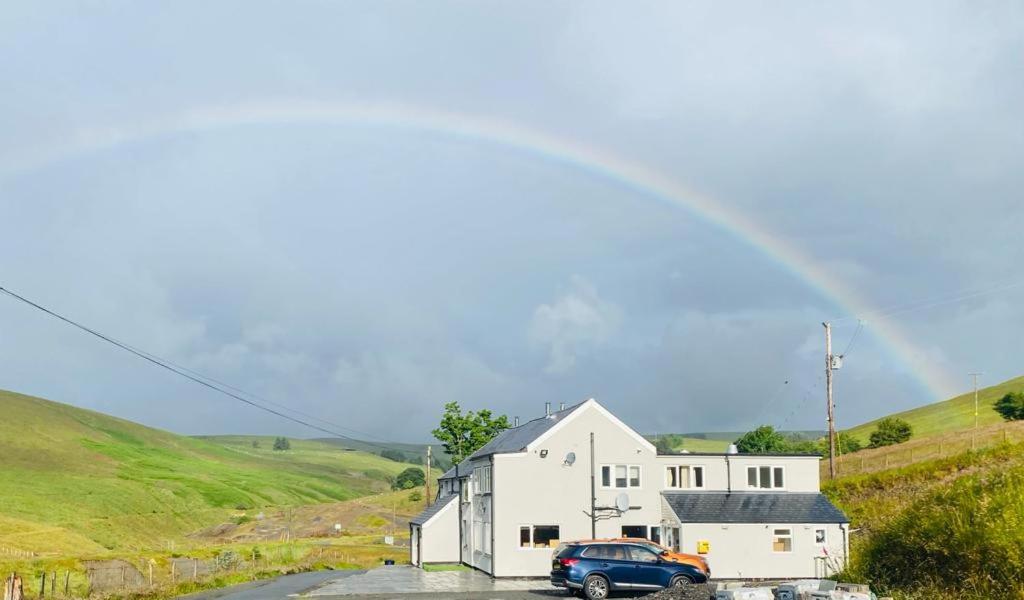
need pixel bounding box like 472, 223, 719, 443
63, 572, 69, 597
39, 572, 46, 599
149, 562, 153, 587
50, 572, 55, 597
193, 559, 198, 581
171, 561, 176, 584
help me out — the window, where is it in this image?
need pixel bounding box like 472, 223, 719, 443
519, 525, 560, 549
473, 466, 492, 494
815, 528, 827, 545
621, 525, 648, 539
747, 466, 785, 489
602, 465, 642, 488
772, 528, 792, 553
650, 526, 662, 544
627, 545, 659, 563
665, 466, 677, 488
693, 466, 705, 488
582, 544, 626, 560
461, 480, 471, 502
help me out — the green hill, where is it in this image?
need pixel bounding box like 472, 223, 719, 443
0, 389, 407, 555
826, 441, 1024, 599
844, 375, 1024, 443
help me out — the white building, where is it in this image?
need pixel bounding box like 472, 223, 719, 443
410, 399, 849, 580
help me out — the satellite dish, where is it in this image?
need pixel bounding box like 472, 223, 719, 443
615, 493, 630, 513
564, 452, 576, 466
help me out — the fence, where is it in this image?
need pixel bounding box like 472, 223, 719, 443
825, 419, 1024, 479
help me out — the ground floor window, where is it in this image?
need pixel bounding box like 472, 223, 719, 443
669, 527, 680, 552
772, 528, 793, 553
621, 525, 648, 539
519, 525, 560, 548
650, 526, 661, 544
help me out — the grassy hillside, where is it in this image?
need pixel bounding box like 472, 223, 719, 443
845, 375, 1024, 443
0, 389, 407, 555
826, 441, 1024, 599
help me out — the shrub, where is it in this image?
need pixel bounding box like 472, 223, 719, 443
994, 392, 1024, 421
409, 490, 422, 502
393, 467, 426, 490
380, 449, 406, 462
273, 437, 291, 451
868, 418, 913, 448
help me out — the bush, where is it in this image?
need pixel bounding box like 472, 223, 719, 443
868, 418, 913, 448
409, 490, 422, 502
394, 467, 426, 490
862, 466, 1024, 597
380, 449, 406, 462
273, 437, 291, 451
995, 392, 1024, 421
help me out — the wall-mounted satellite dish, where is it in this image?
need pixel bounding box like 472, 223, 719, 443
615, 493, 630, 513
564, 452, 576, 466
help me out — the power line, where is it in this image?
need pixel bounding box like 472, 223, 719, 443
0, 284, 398, 452
840, 319, 864, 357
832, 278, 1024, 323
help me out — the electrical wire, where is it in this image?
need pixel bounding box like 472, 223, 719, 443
840, 319, 864, 357
0, 284, 400, 452
832, 278, 1024, 323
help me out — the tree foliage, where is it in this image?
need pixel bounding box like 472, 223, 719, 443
431, 402, 510, 464
379, 449, 406, 462
272, 437, 291, 451
394, 467, 426, 490
994, 392, 1024, 421
735, 425, 789, 454
868, 417, 913, 448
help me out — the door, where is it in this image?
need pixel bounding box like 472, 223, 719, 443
627, 544, 669, 590
411, 526, 420, 567
582, 544, 635, 590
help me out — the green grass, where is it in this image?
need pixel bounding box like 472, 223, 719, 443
422, 563, 470, 572
826, 442, 1024, 599
0, 389, 409, 555
844, 375, 1024, 444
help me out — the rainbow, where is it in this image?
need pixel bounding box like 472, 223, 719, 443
0, 99, 957, 402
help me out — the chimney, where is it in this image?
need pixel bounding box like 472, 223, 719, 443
514, 416, 520, 427
559, 402, 566, 411
544, 402, 551, 417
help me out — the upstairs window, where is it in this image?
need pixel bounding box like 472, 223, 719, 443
601, 465, 642, 489
665, 465, 705, 489
473, 466, 492, 494
747, 466, 785, 489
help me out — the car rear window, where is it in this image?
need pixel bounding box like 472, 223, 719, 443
554, 544, 578, 558
582, 544, 627, 560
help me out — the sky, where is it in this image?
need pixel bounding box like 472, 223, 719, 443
1, 1, 1022, 443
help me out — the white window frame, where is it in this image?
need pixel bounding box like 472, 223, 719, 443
517, 524, 561, 550
665, 465, 707, 490
814, 527, 827, 545
692, 466, 705, 489
473, 466, 492, 494
601, 464, 642, 489
772, 528, 793, 553
746, 465, 786, 489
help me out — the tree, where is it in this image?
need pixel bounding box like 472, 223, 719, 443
995, 392, 1024, 421
272, 437, 291, 451
836, 432, 864, 454
394, 467, 426, 490
654, 437, 675, 454
379, 449, 406, 462
868, 418, 913, 448
431, 402, 510, 464
251, 440, 260, 449
735, 425, 789, 454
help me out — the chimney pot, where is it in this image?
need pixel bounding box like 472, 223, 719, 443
544, 402, 551, 416
559, 402, 565, 411
514, 416, 520, 427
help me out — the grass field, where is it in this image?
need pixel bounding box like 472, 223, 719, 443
844, 375, 1024, 443
0, 389, 410, 555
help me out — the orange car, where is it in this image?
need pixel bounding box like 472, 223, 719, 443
567, 538, 710, 576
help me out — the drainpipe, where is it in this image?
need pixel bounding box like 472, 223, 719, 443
590, 432, 597, 538
725, 454, 732, 494
490, 454, 496, 577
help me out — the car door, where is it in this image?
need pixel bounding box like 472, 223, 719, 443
582, 544, 635, 590
626, 544, 669, 590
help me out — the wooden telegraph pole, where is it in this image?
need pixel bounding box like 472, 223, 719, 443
824, 322, 837, 480
425, 445, 432, 507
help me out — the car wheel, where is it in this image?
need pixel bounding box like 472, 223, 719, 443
583, 574, 610, 600
670, 574, 693, 588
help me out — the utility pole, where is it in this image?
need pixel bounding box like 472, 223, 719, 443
969, 373, 982, 450
425, 445, 432, 507
824, 322, 836, 480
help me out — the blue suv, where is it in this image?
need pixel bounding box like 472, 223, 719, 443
551, 541, 708, 599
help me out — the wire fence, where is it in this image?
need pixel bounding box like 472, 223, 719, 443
825, 419, 1024, 479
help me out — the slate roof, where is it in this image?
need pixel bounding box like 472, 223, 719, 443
410, 493, 458, 526
662, 492, 849, 524
465, 401, 588, 460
